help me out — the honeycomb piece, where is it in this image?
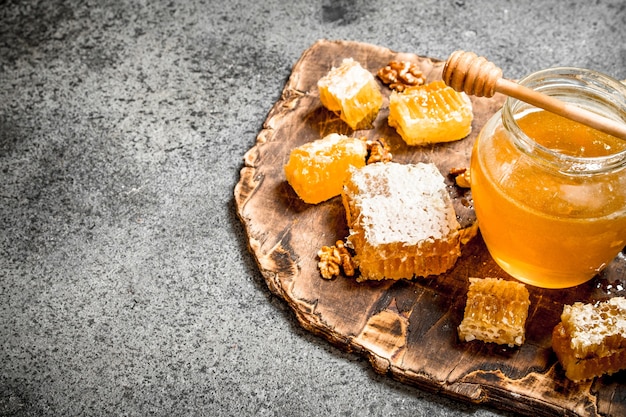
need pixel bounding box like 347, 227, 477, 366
284, 133, 368, 204
318, 58, 383, 130
458, 277, 530, 347
388, 80, 473, 145
342, 162, 461, 281
552, 297, 626, 381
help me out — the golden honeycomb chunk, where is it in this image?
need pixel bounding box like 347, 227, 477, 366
318, 58, 383, 130
458, 277, 530, 347
342, 162, 461, 281
552, 297, 626, 381
388, 80, 473, 145
284, 133, 368, 204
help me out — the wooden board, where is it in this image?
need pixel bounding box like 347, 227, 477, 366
234, 39, 626, 417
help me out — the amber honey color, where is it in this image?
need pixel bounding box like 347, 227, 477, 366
472, 110, 626, 288
284, 133, 368, 204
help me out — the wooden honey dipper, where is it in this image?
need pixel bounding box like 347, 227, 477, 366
442, 50, 626, 140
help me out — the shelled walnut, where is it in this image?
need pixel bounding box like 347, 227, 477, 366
317, 240, 356, 279
365, 137, 393, 164
377, 61, 425, 92
450, 167, 471, 188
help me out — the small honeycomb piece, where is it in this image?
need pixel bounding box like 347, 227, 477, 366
388, 80, 473, 145
552, 297, 626, 381
284, 133, 368, 204
318, 58, 383, 130
458, 277, 530, 347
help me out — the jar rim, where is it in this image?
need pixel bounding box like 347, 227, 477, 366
502, 67, 626, 175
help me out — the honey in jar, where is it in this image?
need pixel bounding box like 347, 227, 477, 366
471, 68, 626, 288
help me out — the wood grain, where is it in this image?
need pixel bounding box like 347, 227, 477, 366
234, 39, 626, 417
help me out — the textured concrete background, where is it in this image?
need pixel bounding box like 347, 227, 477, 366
1, 1, 625, 416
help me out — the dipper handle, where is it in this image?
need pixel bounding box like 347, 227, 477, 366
442, 50, 626, 140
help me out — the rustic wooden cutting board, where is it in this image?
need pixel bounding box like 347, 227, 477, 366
234, 39, 626, 417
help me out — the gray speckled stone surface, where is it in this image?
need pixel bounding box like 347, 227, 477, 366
1, 1, 624, 416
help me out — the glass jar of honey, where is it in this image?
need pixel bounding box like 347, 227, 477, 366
471, 67, 626, 288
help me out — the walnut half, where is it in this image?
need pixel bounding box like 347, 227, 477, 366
450, 167, 471, 188
365, 137, 393, 164
317, 240, 356, 279
377, 61, 425, 92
